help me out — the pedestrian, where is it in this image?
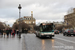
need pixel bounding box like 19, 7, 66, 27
1, 29, 3, 37
16, 29, 19, 35
11, 29, 15, 37
14, 29, 16, 34
6, 29, 9, 37
3, 29, 6, 37
0, 29, 1, 36
9, 29, 12, 36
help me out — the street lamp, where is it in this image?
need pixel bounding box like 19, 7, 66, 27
18, 4, 22, 38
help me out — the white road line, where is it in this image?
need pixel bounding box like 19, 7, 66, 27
55, 37, 75, 44
55, 41, 67, 46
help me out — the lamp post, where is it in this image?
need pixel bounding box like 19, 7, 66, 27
18, 4, 22, 38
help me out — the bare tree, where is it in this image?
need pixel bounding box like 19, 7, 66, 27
0, 22, 5, 29
67, 7, 73, 14
12, 21, 31, 30
55, 24, 72, 32
67, 17, 75, 29
34, 25, 40, 31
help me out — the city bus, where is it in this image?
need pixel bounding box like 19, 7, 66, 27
35, 23, 55, 38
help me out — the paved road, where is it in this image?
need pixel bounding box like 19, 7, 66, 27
0, 34, 25, 50
24, 33, 75, 50
0, 33, 75, 50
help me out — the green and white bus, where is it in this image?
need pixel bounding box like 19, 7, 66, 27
35, 23, 55, 38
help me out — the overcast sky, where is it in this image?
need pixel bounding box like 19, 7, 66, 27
0, 0, 75, 27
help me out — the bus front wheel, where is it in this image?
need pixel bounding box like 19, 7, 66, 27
49, 36, 52, 38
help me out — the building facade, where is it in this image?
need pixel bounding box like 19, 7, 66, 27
64, 8, 75, 29
16, 11, 36, 33
53, 21, 64, 25
53, 21, 64, 29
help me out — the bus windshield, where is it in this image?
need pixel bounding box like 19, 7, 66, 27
40, 24, 54, 32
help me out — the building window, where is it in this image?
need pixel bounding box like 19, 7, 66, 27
25, 21, 26, 23
30, 18, 31, 20
27, 18, 28, 20
24, 18, 26, 20
29, 21, 31, 24
25, 18, 27, 20
29, 18, 30, 20
23, 18, 24, 20
33, 21, 35, 23
28, 18, 29, 20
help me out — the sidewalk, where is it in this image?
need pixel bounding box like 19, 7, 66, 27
0, 34, 25, 50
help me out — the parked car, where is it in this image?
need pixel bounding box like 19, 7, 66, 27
54, 30, 59, 34
63, 29, 75, 36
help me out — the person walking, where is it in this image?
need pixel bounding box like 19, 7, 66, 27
16, 29, 19, 35
11, 29, 15, 37
1, 29, 3, 37
9, 29, 12, 36
0, 29, 1, 37
3, 29, 6, 37
6, 29, 9, 37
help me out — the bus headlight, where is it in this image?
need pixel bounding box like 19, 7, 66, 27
41, 34, 44, 35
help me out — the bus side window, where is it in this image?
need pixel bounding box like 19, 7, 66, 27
40, 27, 43, 31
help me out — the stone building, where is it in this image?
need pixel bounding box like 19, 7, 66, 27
64, 8, 75, 29
53, 21, 64, 25
16, 11, 36, 33
53, 21, 64, 29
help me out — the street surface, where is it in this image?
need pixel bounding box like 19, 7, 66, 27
0, 33, 75, 50
0, 34, 24, 50
24, 33, 75, 50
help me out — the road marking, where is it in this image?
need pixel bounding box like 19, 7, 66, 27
55, 41, 66, 46
55, 37, 75, 44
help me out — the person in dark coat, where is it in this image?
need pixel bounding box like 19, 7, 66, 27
9, 29, 12, 36
6, 29, 10, 37
16, 29, 19, 35
11, 29, 15, 37
3, 29, 6, 37
1, 29, 3, 37
0, 29, 1, 35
